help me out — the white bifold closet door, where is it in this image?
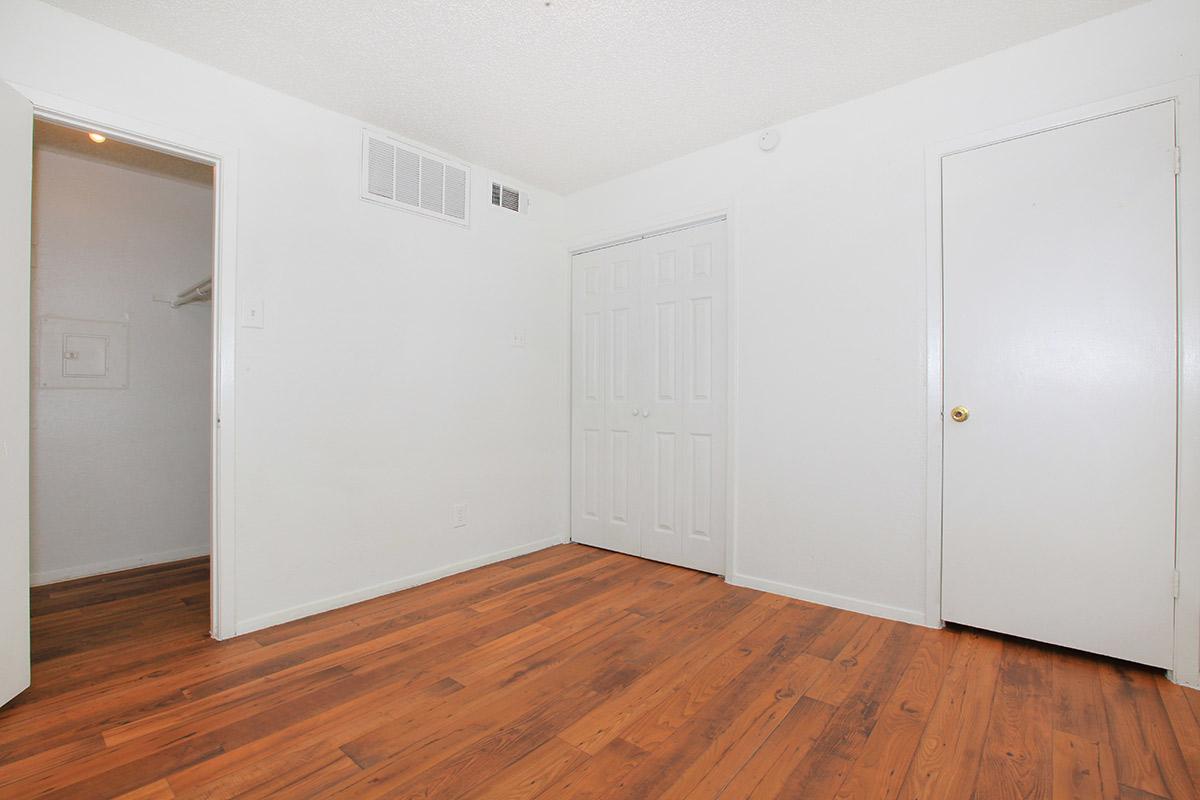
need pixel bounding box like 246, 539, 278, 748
941, 101, 1178, 668
571, 220, 727, 574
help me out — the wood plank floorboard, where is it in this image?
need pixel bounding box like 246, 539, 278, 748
0, 544, 1196, 799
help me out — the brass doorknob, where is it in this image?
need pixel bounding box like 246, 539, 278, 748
950, 406, 969, 423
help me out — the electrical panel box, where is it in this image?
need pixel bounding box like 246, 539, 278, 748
38, 316, 129, 389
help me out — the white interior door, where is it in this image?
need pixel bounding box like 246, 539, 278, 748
570, 220, 727, 574
0, 81, 33, 707
639, 223, 728, 573
571, 240, 643, 557
941, 101, 1178, 668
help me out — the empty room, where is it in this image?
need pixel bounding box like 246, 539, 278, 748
0, 1, 1197, 798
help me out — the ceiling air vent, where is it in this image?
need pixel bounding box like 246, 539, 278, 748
491, 181, 525, 213
362, 130, 470, 226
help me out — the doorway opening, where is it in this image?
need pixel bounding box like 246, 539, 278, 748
29, 119, 215, 643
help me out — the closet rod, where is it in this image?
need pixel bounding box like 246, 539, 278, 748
171, 277, 212, 308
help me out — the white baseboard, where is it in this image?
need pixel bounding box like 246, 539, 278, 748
236, 535, 564, 636
31, 545, 211, 586
727, 572, 926, 627
1170, 669, 1200, 689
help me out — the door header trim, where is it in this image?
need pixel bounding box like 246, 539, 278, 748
569, 214, 727, 256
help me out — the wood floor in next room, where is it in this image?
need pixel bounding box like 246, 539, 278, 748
1, 546, 1198, 799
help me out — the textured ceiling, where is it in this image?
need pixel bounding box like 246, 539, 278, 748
44, 0, 1142, 193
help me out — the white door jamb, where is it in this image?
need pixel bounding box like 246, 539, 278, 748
14, 84, 240, 640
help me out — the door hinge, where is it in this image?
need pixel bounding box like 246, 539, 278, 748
1174, 146, 1182, 176
1172, 569, 1181, 599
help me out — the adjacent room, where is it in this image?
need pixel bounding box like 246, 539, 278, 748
0, 1, 1197, 798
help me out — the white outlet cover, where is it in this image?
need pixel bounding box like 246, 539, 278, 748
510, 329, 527, 348
452, 503, 468, 527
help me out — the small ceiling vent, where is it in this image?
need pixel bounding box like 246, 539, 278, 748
491, 181, 526, 213
362, 130, 470, 226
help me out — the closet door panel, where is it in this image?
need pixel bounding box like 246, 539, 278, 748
571, 242, 642, 556
573, 220, 726, 576
604, 262, 641, 552
639, 222, 727, 574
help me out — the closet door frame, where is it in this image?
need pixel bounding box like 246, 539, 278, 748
16, 84, 241, 641
924, 78, 1200, 688
569, 206, 737, 578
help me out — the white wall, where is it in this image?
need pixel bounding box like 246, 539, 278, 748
5, 0, 1196, 646
30, 139, 213, 584
0, 0, 569, 631
566, 0, 1199, 623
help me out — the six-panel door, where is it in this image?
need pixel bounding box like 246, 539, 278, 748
571, 221, 728, 574
639, 223, 728, 574
571, 240, 643, 557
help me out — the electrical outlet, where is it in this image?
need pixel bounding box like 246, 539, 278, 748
510, 329, 527, 348
451, 503, 468, 528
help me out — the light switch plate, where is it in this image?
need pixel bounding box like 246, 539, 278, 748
241, 297, 265, 328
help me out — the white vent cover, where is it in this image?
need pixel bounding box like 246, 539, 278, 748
491, 181, 526, 213
362, 130, 470, 226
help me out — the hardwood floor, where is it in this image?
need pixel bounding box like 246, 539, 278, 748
2, 545, 1197, 799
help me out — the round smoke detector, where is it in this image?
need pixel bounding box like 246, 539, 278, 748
758, 129, 780, 152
